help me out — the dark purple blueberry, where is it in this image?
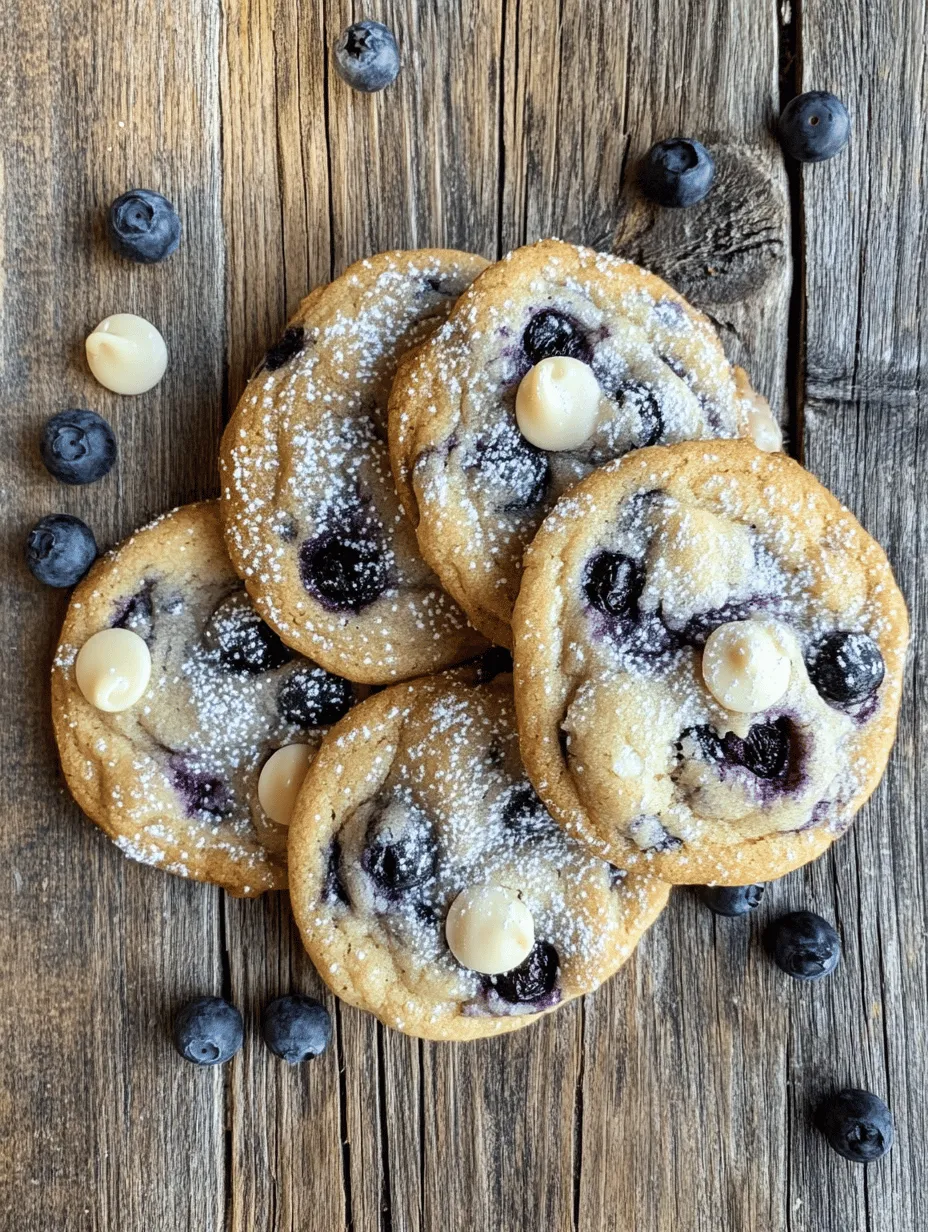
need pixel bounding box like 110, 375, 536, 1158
323, 840, 349, 906
107, 189, 181, 264
363, 828, 436, 893
681, 600, 784, 647
25, 515, 97, 587
278, 666, 355, 727
616, 381, 663, 446
522, 308, 592, 366
264, 326, 305, 371
640, 138, 715, 208
501, 783, 546, 831
767, 910, 841, 981
607, 864, 628, 888
205, 594, 292, 673
299, 523, 388, 612
779, 91, 851, 163
808, 632, 884, 705
696, 883, 765, 917
172, 996, 242, 1065
169, 756, 234, 818
261, 994, 332, 1063
334, 20, 400, 92
722, 718, 792, 780
490, 942, 560, 1004
678, 724, 724, 762
470, 422, 549, 510
40, 409, 117, 485
815, 1089, 893, 1163
583, 551, 643, 618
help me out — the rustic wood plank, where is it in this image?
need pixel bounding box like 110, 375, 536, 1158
0, 0, 227, 1226
792, 0, 928, 1226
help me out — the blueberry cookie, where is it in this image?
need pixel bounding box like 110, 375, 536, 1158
220, 250, 490, 684
288, 668, 669, 1039
52, 502, 361, 896
389, 238, 778, 647
513, 441, 908, 884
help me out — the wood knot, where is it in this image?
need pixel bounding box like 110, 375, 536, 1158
613, 142, 790, 310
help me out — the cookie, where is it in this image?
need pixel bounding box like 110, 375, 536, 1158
220, 250, 490, 684
287, 667, 669, 1039
52, 502, 362, 896
389, 238, 778, 646
512, 440, 908, 884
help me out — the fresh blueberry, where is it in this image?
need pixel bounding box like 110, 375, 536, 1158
723, 718, 792, 780
278, 666, 354, 727
697, 884, 765, 916
205, 594, 291, 673
808, 632, 884, 705
299, 524, 388, 612
583, 551, 643, 618
172, 996, 243, 1065
779, 92, 851, 163
106, 189, 181, 263
767, 910, 841, 981
640, 138, 716, 208
333, 20, 400, 92
40, 409, 116, 485
264, 327, 305, 372
522, 308, 592, 365
261, 994, 332, 1063
491, 941, 560, 1004
25, 515, 97, 587
815, 1089, 893, 1163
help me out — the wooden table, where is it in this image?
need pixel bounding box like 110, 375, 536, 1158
2, 1, 925, 1228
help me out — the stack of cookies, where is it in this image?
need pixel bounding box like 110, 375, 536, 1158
52, 240, 908, 1040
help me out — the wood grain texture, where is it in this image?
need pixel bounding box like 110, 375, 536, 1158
0, 0, 228, 1227
2, 0, 926, 1229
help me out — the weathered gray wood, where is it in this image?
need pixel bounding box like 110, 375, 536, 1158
0, 0, 227, 1226
790, 0, 928, 1226
3, 0, 927, 1229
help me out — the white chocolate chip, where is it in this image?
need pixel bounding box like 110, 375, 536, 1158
445, 884, 535, 975
515, 356, 601, 451
257, 744, 313, 827
745, 400, 783, 452
75, 628, 151, 712
702, 621, 791, 713
86, 314, 167, 395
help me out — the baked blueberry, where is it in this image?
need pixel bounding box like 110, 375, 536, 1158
767, 910, 841, 980
334, 20, 400, 92
205, 594, 292, 673
261, 994, 332, 1063
264, 327, 305, 371
501, 782, 546, 831
169, 756, 234, 818
278, 665, 354, 727
25, 515, 97, 587
640, 138, 715, 208
471, 423, 550, 511
522, 308, 592, 365
697, 883, 765, 916
815, 1089, 893, 1162
583, 551, 643, 617
172, 996, 243, 1065
616, 381, 663, 446
106, 189, 181, 263
779, 91, 851, 162
722, 718, 792, 779
491, 941, 560, 1004
363, 823, 436, 893
40, 409, 117, 485
299, 525, 388, 611
808, 632, 884, 705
